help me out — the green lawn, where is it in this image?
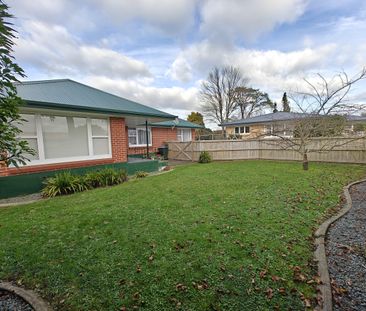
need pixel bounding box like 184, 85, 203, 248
0, 161, 365, 310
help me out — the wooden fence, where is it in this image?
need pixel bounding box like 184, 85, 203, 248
167, 138, 366, 164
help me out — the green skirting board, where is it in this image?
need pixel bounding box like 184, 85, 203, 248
0, 160, 160, 199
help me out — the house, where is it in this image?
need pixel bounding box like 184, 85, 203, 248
0, 79, 202, 198
221, 112, 366, 139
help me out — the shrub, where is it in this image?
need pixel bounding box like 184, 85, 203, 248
198, 151, 212, 163
42, 171, 89, 197
85, 168, 128, 188
135, 171, 149, 178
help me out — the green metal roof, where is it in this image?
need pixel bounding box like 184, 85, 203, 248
147, 118, 204, 129
16, 79, 176, 119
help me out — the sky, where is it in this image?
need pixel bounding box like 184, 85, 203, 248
9, 0, 366, 128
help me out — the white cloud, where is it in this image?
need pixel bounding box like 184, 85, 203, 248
169, 41, 336, 90
83, 76, 199, 112
166, 58, 193, 82
91, 0, 197, 35
200, 0, 307, 42
15, 21, 151, 79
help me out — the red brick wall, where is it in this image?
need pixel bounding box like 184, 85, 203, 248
127, 128, 197, 155
110, 117, 127, 162
128, 127, 178, 155
1, 117, 127, 176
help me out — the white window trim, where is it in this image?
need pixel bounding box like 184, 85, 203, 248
128, 127, 152, 147
18, 113, 112, 166
234, 126, 250, 135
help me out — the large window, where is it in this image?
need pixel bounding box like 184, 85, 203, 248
41, 116, 89, 158
128, 128, 152, 146
17, 113, 111, 164
177, 129, 192, 142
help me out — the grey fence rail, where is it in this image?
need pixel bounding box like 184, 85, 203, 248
167, 138, 366, 163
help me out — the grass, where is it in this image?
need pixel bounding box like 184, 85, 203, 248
0, 160, 365, 310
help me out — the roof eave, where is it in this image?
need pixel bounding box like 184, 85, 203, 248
22, 100, 177, 119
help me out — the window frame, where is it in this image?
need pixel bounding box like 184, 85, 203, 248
128, 127, 152, 147
17, 113, 112, 165
235, 126, 250, 135
177, 128, 192, 142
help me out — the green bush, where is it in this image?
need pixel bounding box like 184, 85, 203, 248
42, 171, 89, 197
198, 151, 212, 163
42, 168, 128, 197
85, 168, 128, 188
135, 171, 149, 178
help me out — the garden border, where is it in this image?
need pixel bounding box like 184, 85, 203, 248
0, 282, 52, 311
314, 178, 366, 311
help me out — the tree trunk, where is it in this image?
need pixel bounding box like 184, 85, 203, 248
302, 152, 309, 170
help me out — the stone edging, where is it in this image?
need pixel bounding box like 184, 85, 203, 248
0, 282, 52, 311
314, 178, 366, 311
0, 199, 44, 208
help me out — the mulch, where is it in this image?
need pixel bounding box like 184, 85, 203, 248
0, 289, 34, 311
326, 181, 366, 310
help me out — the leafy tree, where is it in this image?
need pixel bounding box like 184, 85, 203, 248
187, 111, 205, 127
282, 92, 290, 112
234, 86, 273, 119
0, 1, 34, 167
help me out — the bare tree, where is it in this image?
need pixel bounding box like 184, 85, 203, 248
265, 68, 366, 170
234, 87, 273, 119
200, 66, 248, 133
268, 115, 352, 170
290, 68, 366, 115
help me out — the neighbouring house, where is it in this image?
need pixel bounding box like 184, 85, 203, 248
0, 79, 202, 199
221, 111, 366, 139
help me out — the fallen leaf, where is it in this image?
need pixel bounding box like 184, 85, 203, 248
304, 298, 312, 308
175, 283, 187, 292
259, 269, 267, 279
266, 288, 274, 299
278, 287, 286, 295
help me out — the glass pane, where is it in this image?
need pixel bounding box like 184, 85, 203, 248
128, 128, 137, 145
41, 116, 88, 159
177, 130, 183, 142
93, 138, 109, 155
20, 138, 39, 160
91, 119, 108, 136
240, 127, 244, 133
128, 136, 137, 145
138, 129, 147, 145
18, 114, 37, 136
128, 128, 136, 137
183, 129, 191, 142
235, 127, 239, 134
245, 126, 250, 133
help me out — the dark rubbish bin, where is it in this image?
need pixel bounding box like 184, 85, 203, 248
158, 145, 169, 160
